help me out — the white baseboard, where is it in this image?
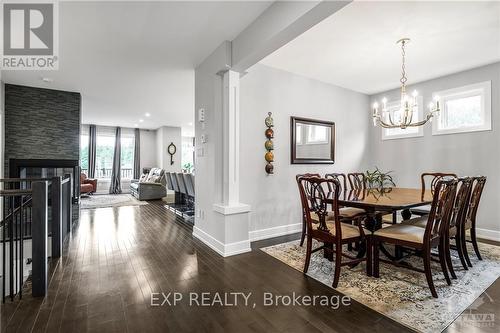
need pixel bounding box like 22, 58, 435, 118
476, 228, 500, 242
192, 226, 251, 257
249, 223, 302, 242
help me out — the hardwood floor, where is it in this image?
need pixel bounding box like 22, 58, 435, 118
1, 201, 498, 332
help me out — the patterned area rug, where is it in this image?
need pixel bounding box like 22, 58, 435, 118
261, 240, 500, 333
80, 194, 148, 209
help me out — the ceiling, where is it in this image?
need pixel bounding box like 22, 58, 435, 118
260, 1, 500, 95
2, 1, 272, 135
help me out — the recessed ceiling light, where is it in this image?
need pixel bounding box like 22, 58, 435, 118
139, 119, 144, 123
41, 77, 53, 83
188, 122, 193, 126
145, 113, 151, 117
134, 124, 138, 127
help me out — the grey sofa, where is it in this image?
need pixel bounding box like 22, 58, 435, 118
130, 168, 167, 200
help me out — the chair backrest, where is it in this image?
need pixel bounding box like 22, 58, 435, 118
183, 173, 195, 197
176, 173, 187, 194
467, 176, 487, 224
297, 176, 341, 239
295, 173, 320, 211
449, 178, 474, 230
421, 172, 457, 199
325, 173, 347, 192
348, 172, 366, 190
170, 172, 180, 192
423, 178, 458, 242
165, 172, 174, 191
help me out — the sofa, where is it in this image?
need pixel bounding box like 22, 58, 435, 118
80, 173, 97, 194
130, 168, 167, 200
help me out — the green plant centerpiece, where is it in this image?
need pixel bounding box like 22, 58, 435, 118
365, 167, 396, 189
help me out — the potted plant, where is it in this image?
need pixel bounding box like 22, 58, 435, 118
365, 167, 396, 189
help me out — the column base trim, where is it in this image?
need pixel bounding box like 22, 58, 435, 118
193, 226, 251, 257
213, 203, 251, 215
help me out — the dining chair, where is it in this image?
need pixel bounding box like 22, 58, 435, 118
372, 178, 458, 298
326, 173, 366, 251
461, 176, 487, 266
348, 172, 366, 190
411, 172, 457, 216
298, 176, 370, 287
296, 173, 320, 246
403, 177, 474, 277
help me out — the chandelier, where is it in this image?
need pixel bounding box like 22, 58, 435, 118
372, 38, 440, 129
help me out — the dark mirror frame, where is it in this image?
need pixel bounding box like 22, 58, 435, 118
290, 116, 335, 164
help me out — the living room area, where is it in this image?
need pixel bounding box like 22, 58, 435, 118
78, 123, 195, 211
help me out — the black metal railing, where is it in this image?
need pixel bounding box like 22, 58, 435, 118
0, 175, 72, 302
80, 168, 133, 179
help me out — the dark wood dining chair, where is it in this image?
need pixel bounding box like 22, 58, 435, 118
296, 173, 320, 246
297, 176, 370, 287
348, 172, 366, 190
403, 177, 474, 277
411, 172, 457, 216
461, 176, 487, 266
372, 179, 458, 298
326, 173, 366, 250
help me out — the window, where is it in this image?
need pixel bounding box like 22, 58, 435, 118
95, 127, 116, 179
381, 96, 423, 140
120, 137, 134, 179
80, 125, 89, 174
181, 136, 195, 172
432, 81, 491, 135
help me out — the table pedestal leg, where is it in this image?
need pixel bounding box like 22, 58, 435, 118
323, 242, 333, 261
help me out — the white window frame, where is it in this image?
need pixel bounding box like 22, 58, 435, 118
432, 81, 491, 136
381, 96, 424, 140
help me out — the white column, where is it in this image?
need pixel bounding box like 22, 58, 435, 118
212, 70, 250, 215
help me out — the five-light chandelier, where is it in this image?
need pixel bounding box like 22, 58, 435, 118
372, 38, 440, 129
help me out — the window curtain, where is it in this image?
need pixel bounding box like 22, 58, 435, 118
88, 125, 97, 178
109, 127, 122, 194
133, 128, 141, 179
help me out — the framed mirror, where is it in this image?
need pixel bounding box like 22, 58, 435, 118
290, 117, 335, 164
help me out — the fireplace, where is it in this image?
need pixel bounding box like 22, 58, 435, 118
9, 159, 81, 201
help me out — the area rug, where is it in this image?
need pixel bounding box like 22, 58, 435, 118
80, 194, 148, 209
261, 240, 500, 333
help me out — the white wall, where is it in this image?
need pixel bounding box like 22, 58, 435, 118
370, 62, 500, 240
156, 126, 182, 172
239, 64, 372, 237
139, 129, 157, 170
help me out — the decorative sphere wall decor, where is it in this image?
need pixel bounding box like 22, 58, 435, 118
264, 112, 274, 174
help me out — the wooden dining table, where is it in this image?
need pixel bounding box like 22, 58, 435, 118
326, 187, 433, 261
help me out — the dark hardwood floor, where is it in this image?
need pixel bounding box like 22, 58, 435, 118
1, 201, 498, 332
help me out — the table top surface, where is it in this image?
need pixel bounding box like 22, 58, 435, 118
327, 187, 433, 211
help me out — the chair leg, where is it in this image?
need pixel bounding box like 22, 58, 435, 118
444, 236, 457, 279
438, 241, 451, 286
332, 242, 342, 288
461, 228, 473, 268
423, 247, 438, 298
303, 236, 312, 274
373, 239, 380, 278
470, 226, 482, 260
300, 217, 306, 247
455, 228, 468, 270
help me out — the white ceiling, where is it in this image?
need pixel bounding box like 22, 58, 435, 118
260, 1, 500, 95
2, 1, 272, 135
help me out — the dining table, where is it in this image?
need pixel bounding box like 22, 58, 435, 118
325, 187, 433, 262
